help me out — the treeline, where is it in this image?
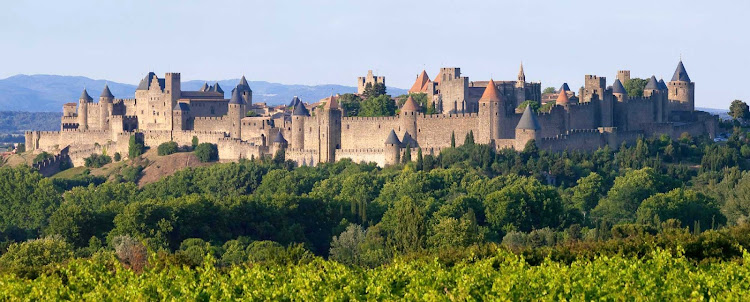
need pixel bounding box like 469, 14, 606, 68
2, 128, 750, 277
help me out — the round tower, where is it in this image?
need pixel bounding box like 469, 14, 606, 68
384, 129, 402, 166
400, 95, 419, 141
667, 60, 694, 111
228, 89, 245, 139
291, 101, 310, 149
99, 84, 114, 130
611, 78, 627, 102
77, 88, 92, 130
515, 105, 541, 150
643, 76, 660, 97
478, 79, 503, 143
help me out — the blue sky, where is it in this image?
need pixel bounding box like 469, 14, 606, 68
1, 0, 747, 109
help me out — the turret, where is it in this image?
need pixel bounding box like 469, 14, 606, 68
515, 105, 541, 150
612, 79, 627, 102
667, 60, 694, 111
228, 89, 245, 139
643, 76, 660, 97
272, 131, 288, 156
400, 95, 419, 142
291, 100, 310, 149
384, 129, 402, 166
235, 76, 253, 106
172, 103, 190, 130
556, 89, 570, 106
99, 85, 114, 130
77, 88, 92, 130
478, 79, 503, 143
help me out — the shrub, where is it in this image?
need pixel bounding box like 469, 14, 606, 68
0, 236, 73, 278
83, 154, 112, 168
191, 136, 199, 149
113, 152, 121, 162
157, 141, 179, 156
128, 135, 144, 159
195, 143, 218, 162
33, 152, 53, 164
121, 165, 143, 183
111, 235, 148, 273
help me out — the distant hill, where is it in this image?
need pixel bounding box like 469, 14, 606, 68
0, 74, 408, 112
0, 111, 61, 134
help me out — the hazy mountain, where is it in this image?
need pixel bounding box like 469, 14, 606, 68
0, 74, 408, 112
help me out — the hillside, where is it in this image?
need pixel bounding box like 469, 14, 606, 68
0, 74, 407, 112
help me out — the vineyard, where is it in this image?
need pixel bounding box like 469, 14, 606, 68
1, 249, 748, 300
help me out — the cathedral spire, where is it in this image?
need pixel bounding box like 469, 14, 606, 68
517, 62, 525, 82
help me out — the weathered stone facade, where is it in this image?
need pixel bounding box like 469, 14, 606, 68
25, 61, 717, 168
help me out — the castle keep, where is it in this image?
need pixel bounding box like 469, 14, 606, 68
25, 60, 716, 167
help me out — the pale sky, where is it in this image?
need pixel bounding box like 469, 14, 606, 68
1, 0, 747, 109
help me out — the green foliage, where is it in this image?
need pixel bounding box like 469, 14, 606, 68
194, 143, 218, 162
0, 236, 73, 278
517, 100, 540, 111
157, 141, 178, 156
543, 87, 556, 94
113, 152, 121, 162
636, 188, 725, 230
359, 95, 396, 117
0, 165, 61, 238
33, 151, 53, 164
483, 177, 563, 234
729, 100, 749, 120
83, 154, 112, 168
362, 82, 386, 99
337, 93, 362, 117
592, 167, 676, 224
624, 78, 648, 97
191, 136, 199, 149
121, 165, 143, 183
128, 135, 144, 159
246, 111, 259, 117
539, 101, 555, 113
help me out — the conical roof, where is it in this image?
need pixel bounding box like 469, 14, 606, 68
211, 83, 224, 94
273, 131, 287, 144
323, 95, 339, 110
100, 84, 114, 99
288, 96, 301, 107
612, 79, 627, 94
402, 131, 417, 147
556, 89, 570, 105
658, 79, 668, 90
408, 70, 431, 93
236, 76, 252, 92
79, 88, 93, 101
560, 83, 570, 92
645, 76, 659, 90
292, 103, 310, 116
479, 79, 502, 103
229, 89, 244, 104
173, 103, 190, 111
516, 105, 541, 130
671, 60, 691, 82
401, 95, 419, 112
239, 76, 249, 87
200, 82, 209, 92
385, 129, 401, 145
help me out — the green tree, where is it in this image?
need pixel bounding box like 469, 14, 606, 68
636, 188, 725, 230
543, 87, 556, 94
33, 152, 53, 164
0, 166, 61, 237
624, 78, 648, 97
195, 143, 218, 162
337, 93, 362, 117
464, 131, 475, 145
402, 145, 412, 163
570, 172, 605, 214
729, 100, 749, 120
362, 82, 386, 99
157, 141, 179, 156
416, 148, 423, 170
517, 100, 541, 111
128, 135, 144, 159
0, 236, 73, 278
382, 196, 426, 253
191, 136, 199, 149
359, 95, 396, 117
483, 177, 563, 234
450, 131, 456, 148
592, 167, 675, 224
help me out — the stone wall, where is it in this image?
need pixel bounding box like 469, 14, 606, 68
336, 148, 385, 166
340, 116, 400, 149
416, 113, 479, 149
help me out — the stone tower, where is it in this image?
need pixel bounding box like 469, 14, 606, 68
384, 129, 402, 166
272, 131, 288, 156
236, 76, 253, 106
478, 79, 503, 144
291, 101, 310, 149
617, 70, 631, 84
99, 85, 114, 130
400, 95, 419, 142
318, 96, 342, 163
165, 73, 181, 129
77, 88, 92, 130
667, 60, 694, 111
516, 62, 526, 88
228, 88, 245, 139
612, 79, 627, 102
172, 103, 189, 131
515, 105, 541, 150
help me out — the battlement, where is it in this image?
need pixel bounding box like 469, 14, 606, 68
418, 112, 479, 119
342, 116, 400, 122
61, 129, 110, 134
339, 148, 385, 153
194, 116, 227, 121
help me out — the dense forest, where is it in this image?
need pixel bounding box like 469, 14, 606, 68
3, 123, 750, 298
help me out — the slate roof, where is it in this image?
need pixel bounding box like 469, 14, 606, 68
385, 129, 401, 145
136, 72, 161, 91
288, 96, 301, 107
273, 131, 287, 144
658, 79, 668, 90
612, 79, 627, 94
210, 83, 224, 94
645, 76, 659, 90
229, 89, 244, 105
560, 83, 570, 92
173, 102, 190, 111
671, 60, 691, 82
100, 84, 114, 98
516, 105, 541, 130
292, 103, 310, 116
79, 89, 92, 101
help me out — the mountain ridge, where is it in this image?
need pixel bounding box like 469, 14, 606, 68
0, 74, 407, 112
